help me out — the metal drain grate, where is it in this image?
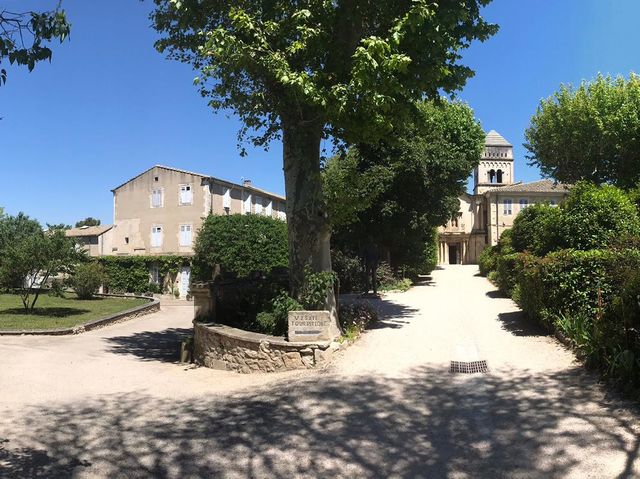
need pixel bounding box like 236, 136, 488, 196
450, 360, 489, 374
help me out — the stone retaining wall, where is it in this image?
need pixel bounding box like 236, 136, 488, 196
194, 321, 340, 373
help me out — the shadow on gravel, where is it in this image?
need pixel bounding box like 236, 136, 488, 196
368, 299, 420, 330
2, 366, 638, 478
0, 307, 89, 317
497, 311, 550, 337
485, 289, 506, 299
104, 328, 193, 362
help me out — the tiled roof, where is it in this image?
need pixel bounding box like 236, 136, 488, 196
112, 165, 286, 201
65, 225, 113, 237
486, 179, 571, 194
485, 130, 512, 147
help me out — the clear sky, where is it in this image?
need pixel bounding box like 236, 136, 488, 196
1, 0, 639, 226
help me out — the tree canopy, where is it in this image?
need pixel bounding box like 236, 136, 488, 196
525, 73, 640, 190
75, 217, 101, 228
325, 99, 485, 274
151, 0, 497, 328
0, 4, 70, 86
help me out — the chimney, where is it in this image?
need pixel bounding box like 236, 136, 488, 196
243, 179, 252, 187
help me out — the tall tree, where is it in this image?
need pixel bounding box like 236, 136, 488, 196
525, 73, 640, 190
325, 99, 485, 274
0, 3, 71, 86
151, 0, 497, 327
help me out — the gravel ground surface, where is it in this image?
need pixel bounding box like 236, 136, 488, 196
1, 266, 638, 478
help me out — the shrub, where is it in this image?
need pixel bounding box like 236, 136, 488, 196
494, 252, 520, 296
48, 279, 66, 298
298, 266, 337, 310
478, 245, 498, 276
379, 278, 412, 292
331, 250, 364, 293
99, 256, 187, 294
72, 262, 106, 299
338, 301, 378, 341
193, 214, 288, 281
376, 262, 397, 289
511, 203, 564, 255
560, 182, 640, 250
255, 292, 302, 336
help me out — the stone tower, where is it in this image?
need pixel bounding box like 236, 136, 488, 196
473, 130, 514, 195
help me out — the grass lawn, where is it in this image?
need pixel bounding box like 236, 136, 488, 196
0, 294, 149, 331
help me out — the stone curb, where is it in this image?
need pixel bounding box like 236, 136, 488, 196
0, 295, 160, 336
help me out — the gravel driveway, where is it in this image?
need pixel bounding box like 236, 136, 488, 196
1, 266, 638, 478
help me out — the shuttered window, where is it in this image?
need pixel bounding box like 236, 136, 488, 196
179, 224, 193, 246
151, 226, 163, 247
151, 189, 163, 208
179, 185, 193, 205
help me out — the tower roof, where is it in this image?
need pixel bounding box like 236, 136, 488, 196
485, 130, 512, 147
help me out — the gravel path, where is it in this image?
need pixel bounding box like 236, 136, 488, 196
1, 266, 639, 478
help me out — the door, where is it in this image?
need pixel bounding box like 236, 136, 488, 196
448, 245, 458, 265
180, 266, 191, 298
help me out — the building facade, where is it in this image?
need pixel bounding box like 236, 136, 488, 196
109, 165, 286, 257
438, 131, 570, 265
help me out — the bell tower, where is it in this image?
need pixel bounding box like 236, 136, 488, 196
474, 130, 514, 195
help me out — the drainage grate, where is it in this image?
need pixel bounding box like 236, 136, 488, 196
450, 360, 489, 374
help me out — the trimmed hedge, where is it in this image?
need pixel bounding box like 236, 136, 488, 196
98, 255, 189, 294
193, 214, 288, 281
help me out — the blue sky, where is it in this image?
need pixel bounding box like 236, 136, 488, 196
1, 0, 638, 226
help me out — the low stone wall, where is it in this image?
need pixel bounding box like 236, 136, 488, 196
194, 321, 340, 373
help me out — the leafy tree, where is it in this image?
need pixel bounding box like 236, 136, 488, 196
71, 262, 106, 300
0, 212, 41, 255
47, 223, 71, 231
525, 74, 640, 189
75, 217, 101, 228
325, 99, 485, 276
0, 3, 71, 86
511, 203, 564, 256
151, 0, 497, 326
0, 227, 84, 311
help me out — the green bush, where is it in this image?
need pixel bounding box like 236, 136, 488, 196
48, 279, 66, 298
72, 262, 106, 299
561, 182, 640, 250
338, 301, 378, 341
331, 250, 365, 293
478, 245, 498, 276
99, 256, 187, 294
255, 292, 302, 336
193, 214, 288, 281
494, 252, 520, 296
511, 203, 564, 255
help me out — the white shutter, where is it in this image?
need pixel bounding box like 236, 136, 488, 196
223, 187, 231, 209
265, 200, 273, 217
254, 196, 263, 214
179, 225, 192, 246
243, 192, 252, 214
180, 185, 193, 205
151, 226, 163, 247
151, 189, 163, 208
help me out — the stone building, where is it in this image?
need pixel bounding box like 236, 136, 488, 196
437, 131, 570, 265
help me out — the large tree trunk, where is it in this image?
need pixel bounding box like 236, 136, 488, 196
282, 119, 341, 338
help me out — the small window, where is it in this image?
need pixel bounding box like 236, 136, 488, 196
503, 199, 513, 215
223, 187, 231, 209
154, 176, 159, 182
179, 185, 193, 205
151, 189, 163, 208
124, 237, 129, 245
151, 226, 163, 247
254, 196, 263, 215
519, 199, 529, 210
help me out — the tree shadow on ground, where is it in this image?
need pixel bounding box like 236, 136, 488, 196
367, 297, 420, 330
486, 289, 506, 299
104, 328, 193, 362
2, 365, 638, 478
497, 311, 550, 337
0, 307, 89, 318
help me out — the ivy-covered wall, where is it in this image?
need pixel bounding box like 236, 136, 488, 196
98, 255, 191, 294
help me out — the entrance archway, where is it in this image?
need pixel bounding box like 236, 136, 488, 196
448, 244, 459, 264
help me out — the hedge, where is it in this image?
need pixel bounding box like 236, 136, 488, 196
192, 214, 288, 281
98, 255, 189, 294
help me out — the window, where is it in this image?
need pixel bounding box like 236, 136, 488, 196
254, 196, 263, 215
488, 169, 496, 183
265, 199, 273, 217
223, 187, 231, 209
151, 226, 163, 247
519, 199, 529, 210
243, 192, 252, 214
154, 176, 159, 182
124, 237, 129, 245
503, 199, 513, 215
179, 224, 193, 247
179, 185, 193, 205
151, 188, 163, 208
496, 169, 503, 183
